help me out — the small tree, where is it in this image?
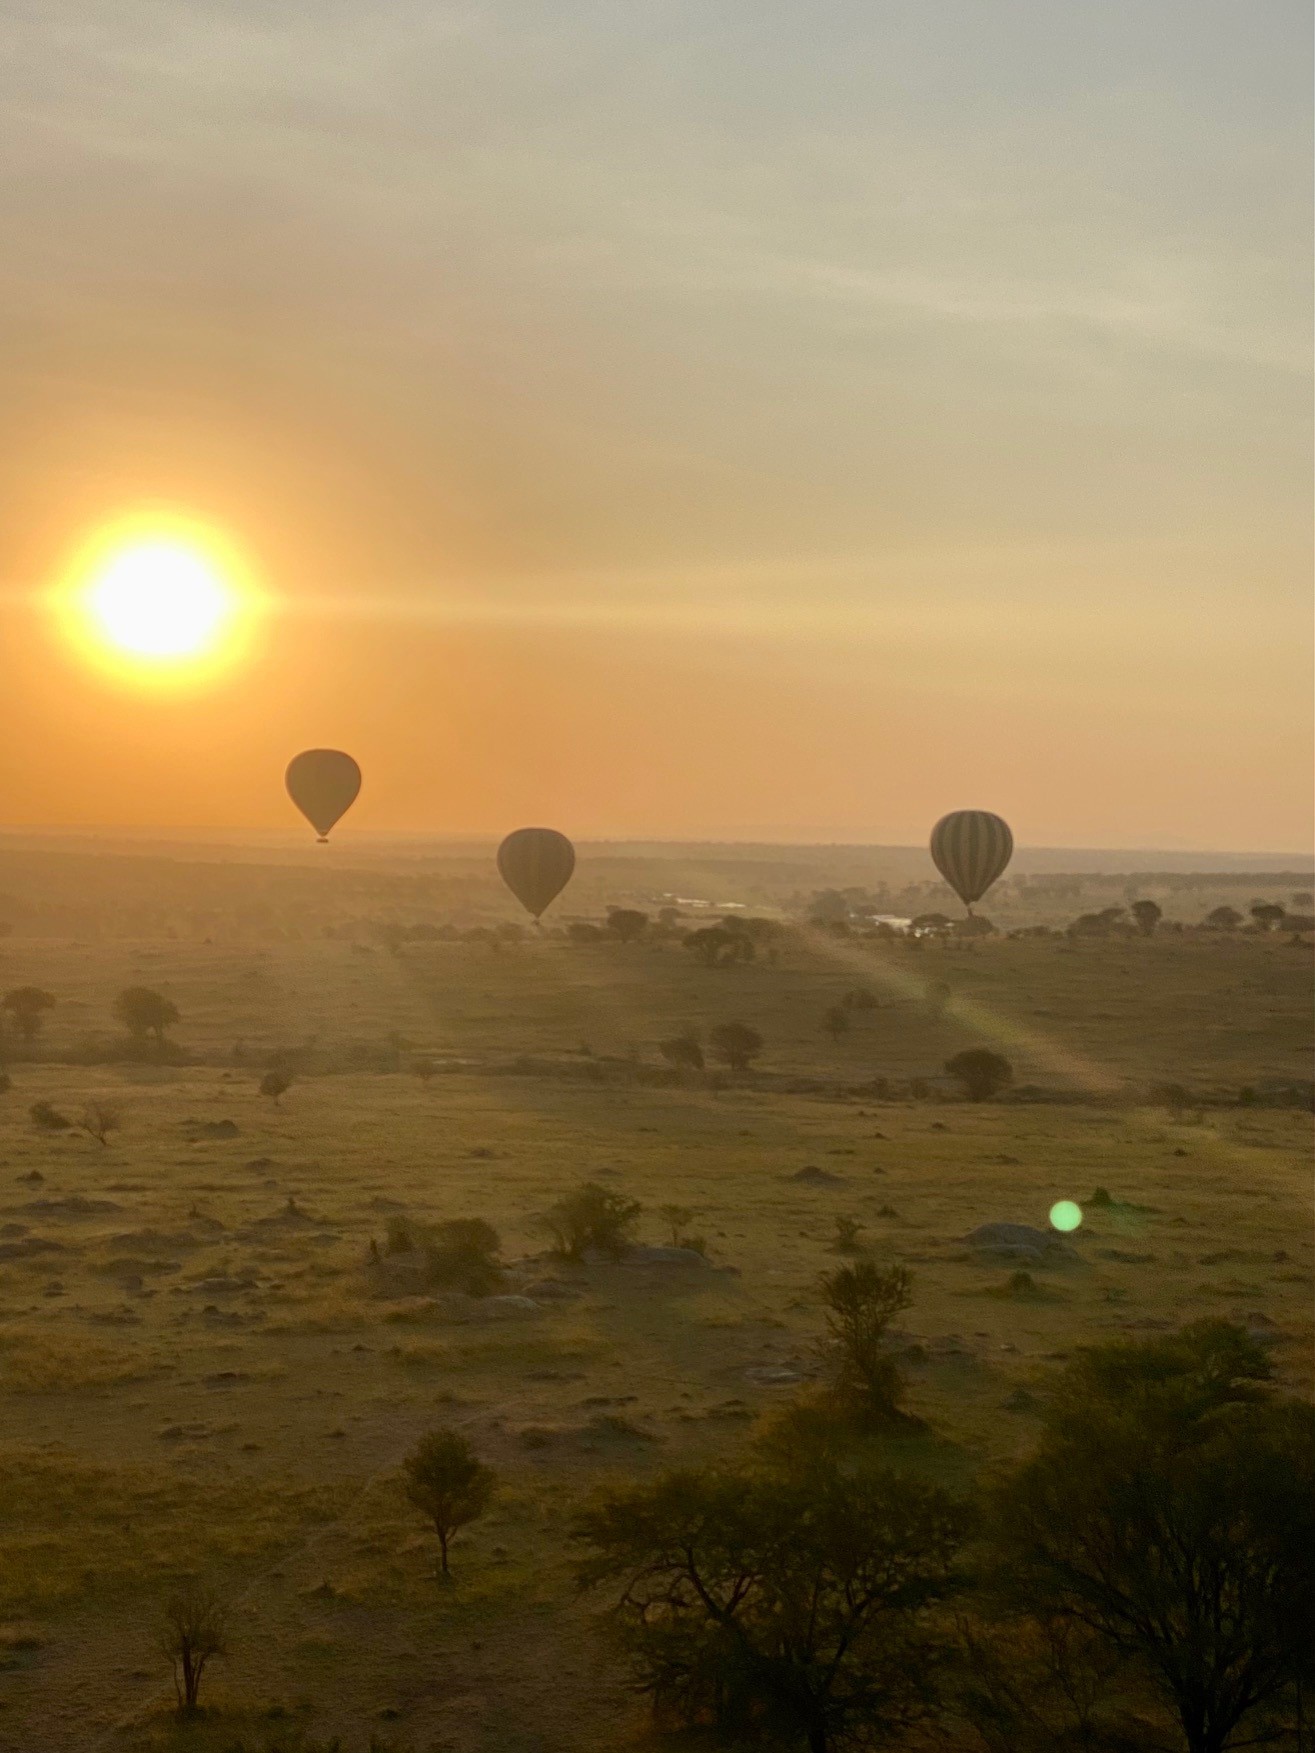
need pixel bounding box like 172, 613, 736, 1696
606, 908, 648, 944
1206, 905, 1243, 931
818, 1260, 913, 1426
822, 1004, 851, 1041
410, 1056, 437, 1085
78, 1101, 122, 1147
113, 986, 180, 1046
1250, 902, 1286, 932
708, 1021, 763, 1076
402, 1429, 496, 1574
1131, 899, 1162, 936
259, 1070, 291, 1106
541, 1181, 641, 1259
945, 1048, 1013, 1101
159, 1581, 227, 1715
2, 987, 55, 1043
658, 1030, 704, 1073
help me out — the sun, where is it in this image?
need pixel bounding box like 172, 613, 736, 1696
61, 517, 257, 683
87, 540, 233, 659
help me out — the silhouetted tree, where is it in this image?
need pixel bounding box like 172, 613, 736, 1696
911, 912, 954, 934
1131, 899, 1163, 936
818, 1260, 912, 1426
1206, 906, 1243, 930
403, 1429, 495, 1574
684, 926, 737, 968
709, 1021, 763, 1075
2, 987, 54, 1043
657, 1203, 697, 1247
823, 1005, 851, 1040
992, 1323, 1315, 1753
945, 1048, 1013, 1101
159, 1581, 227, 1715
410, 1056, 437, 1085
606, 908, 648, 944
575, 1457, 966, 1752
113, 986, 179, 1045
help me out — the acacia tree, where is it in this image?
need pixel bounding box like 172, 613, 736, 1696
822, 1004, 851, 1041
992, 1323, 1315, 1753
113, 986, 180, 1046
2, 987, 55, 1043
575, 1458, 966, 1752
708, 1022, 763, 1076
606, 908, 648, 944
1250, 902, 1286, 932
78, 1101, 122, 1146
1206, 906, 1242, 930
159, 1582, 227, 1715
402, 1429, 496, 1574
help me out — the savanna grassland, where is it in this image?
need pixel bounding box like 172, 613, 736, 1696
0, 840, 1309, 1753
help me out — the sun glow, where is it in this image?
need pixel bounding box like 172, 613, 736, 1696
61, 518, 257, 683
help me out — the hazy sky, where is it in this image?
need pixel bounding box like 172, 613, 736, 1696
2, 1, 1311, 848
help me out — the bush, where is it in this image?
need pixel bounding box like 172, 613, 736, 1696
383, 1216, 503, 1295
541, 1181, 641, 1259
658, 1031, 704, 1073
945, 1048, 1013, 1101
259, 1071, 291, 1105
78, 1101, 122, 1146
606, 908, 648, 943
2, 986, 55, 1042
30, 1100, 71, 1131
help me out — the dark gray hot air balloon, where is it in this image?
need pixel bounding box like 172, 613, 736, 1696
285, 750, 361, 844
497, 827, 575, 920
930, 810, 1013, 912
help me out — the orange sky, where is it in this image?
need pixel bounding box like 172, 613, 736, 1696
1, 2, 1310, 850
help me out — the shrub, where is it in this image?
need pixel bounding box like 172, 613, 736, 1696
606, 908, 648, 943
410, 1056, 437, 1084
817, 1260, 913, 1426
657, 1204, 696, 1247
658, 1031, 704, 1073
822, 1004, 850, 1040
402, 1429, 495, 1573
30, 1100, 71, 1131
945, 1048, 1013, 1101
541, 1182, 640, 1259
830, 1215, 864, 1254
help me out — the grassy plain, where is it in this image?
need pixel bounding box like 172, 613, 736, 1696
0, 841, 1309, 1752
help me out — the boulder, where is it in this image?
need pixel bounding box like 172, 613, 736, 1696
966, 1222, 1078, 1264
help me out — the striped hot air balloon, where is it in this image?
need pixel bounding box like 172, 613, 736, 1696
497, 827, 576, 921
930, 811, 1013, 912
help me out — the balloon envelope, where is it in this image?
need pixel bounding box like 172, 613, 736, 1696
497, 827, 575, 919
286, 749, 361, 843
930, 810, 1013, 909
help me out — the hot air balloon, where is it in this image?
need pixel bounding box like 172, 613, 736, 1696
930, 810, 1013, 913
285, 749, 361, 844
497, 827, 575, 921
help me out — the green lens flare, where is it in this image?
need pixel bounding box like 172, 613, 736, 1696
1049, 1199, 1083, 1233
